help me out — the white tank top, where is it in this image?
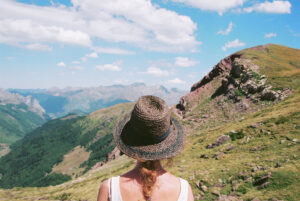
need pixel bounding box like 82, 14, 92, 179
107, 176, 189, 201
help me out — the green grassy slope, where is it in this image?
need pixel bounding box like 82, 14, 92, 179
0, 103, 134, 188
0, 44, 299, 201
0, 103, 46, 144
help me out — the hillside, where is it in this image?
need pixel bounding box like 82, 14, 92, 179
0, 103, 134, 188
0, 89, 48, 145
0, 44, 299, 201
10, 83, 186, 118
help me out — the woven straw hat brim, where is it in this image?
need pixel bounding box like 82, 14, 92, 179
113, 112, 185, 160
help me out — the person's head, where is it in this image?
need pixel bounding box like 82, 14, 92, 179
113, 95, 185, 200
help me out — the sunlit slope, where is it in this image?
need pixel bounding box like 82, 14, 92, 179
0, 103, 134, 188
0, 103, 46, 144
0, 44, 299, 201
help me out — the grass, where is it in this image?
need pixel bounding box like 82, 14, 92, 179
0, 44, 299, 201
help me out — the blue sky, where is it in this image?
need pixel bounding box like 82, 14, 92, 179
0, 0, 299, 90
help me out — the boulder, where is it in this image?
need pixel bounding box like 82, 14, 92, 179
207, 135, 230, 149
261, 89, 278, 101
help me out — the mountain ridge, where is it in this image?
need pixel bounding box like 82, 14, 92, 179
0, 44, 299, 201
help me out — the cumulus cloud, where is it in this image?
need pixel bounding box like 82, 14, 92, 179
244, 1, 291, 14
93, 47, 135, 55
23, 43, 52, 51
222, 39, 246, 51
172, 0, 246, 15
143, 66, 170, 77
81, 52, 98, 62
96, 61, 122, 71
265, 33, 277, 38
57, 62, 66, 67
0, 0, 199, 52
69, 66, 84, 70
217, 22, 234, 35
86, 52, 98, 58
166, 78, 186, 84
175, 57, 198, 67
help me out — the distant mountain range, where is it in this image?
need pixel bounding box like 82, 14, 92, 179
0, 89, 48, 144
9, 83, 187, 118
0, 44, 299, 201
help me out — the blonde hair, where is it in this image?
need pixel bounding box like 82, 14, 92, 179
137, 159, 173, 201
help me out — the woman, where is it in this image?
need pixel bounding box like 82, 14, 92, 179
97, 95, 194, 201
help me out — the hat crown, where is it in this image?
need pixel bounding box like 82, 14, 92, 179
126, 96, 170, 145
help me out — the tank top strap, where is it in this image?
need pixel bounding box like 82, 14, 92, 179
177, 178, 189, 201
107, 176, 123, 201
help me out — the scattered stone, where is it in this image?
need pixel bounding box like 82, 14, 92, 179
292, 138, 298, 142
293, 154, 297, 159
250, 146, 260, 152
212, 190, 220, 196
213, 152, 224, 160
200, 185, 208, 192
252, 198, 261, 201
226, 144, 235, 152
200, 154, 209, 159
252, 165, 265, 172
217, 195, 240, 201
207, 135, 230, 149
275, 162, 282, 168
232, 180, 240, 191
250, 124, 258, 128
258, 181, 270, 189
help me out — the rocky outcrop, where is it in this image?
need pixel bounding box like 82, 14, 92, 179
176, 53, 291, 114
0, 89, 46, 117
91, 147, 122, 171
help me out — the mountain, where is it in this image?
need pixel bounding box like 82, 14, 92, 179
0, 44, 299, 201
0, 103, 133, 188
10, 83, 187, 118
0, 89, 48, 145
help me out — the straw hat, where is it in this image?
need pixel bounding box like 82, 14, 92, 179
113, 95, 185, 160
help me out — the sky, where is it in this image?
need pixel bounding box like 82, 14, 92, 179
0, 0, 299, 90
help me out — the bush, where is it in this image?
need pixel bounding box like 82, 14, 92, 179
228, 130, 244, 141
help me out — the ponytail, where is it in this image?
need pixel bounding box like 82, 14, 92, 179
138, 160, 159, 201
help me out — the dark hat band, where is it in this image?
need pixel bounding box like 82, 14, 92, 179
121, 122, 171, 146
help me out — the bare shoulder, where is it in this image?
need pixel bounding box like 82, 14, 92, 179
187, 182, 194, 201
97, 179, 109, 201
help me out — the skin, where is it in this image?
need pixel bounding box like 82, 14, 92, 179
97, 160, 194, 201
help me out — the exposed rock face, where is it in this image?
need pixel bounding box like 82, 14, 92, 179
106, 147, 122, 161
91, 147, 122, 171
0, 88, 46, 117
176, 53, 291, 114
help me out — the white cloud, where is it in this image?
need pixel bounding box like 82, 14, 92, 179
172, 0, 246, 15
23, 43, 52, 51
69, 66, 84, 70
222, 39, 246, 51
86, 52, 98, 58
217, 22, 233, 35
143, 66, 170, 77
244, 1, 291, 14
81, 52, 98, 62
72, 61, 81, 64
166, 78, 186, 85
265, 33, 277, 38
93, 47, 135, 55
175, 57, 198, 67
0, 19, 91, 47
0, 0, 199, 52
96, 61, 122, 71
57, 62, 66, 67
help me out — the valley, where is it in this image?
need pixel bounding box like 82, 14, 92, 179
0, 44, 299, 201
